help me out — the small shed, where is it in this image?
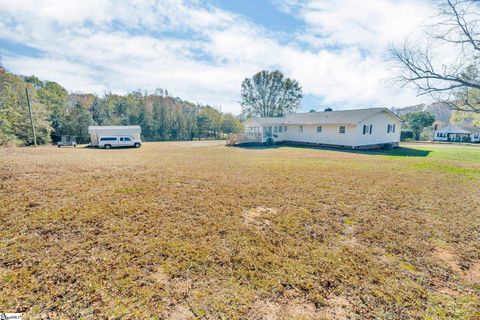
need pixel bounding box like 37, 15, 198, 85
88, 126, 142, 147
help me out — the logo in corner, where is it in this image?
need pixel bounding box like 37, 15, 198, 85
0, 314, 22, 320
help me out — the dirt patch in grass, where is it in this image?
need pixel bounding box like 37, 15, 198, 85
166, 304, 194, 320
434, 246, 480, 285
248, 299, 281, 320
249, 292, 353, 320
465, 261, 480, 284
248, 290, 323, 320
322, 295, 353, 320
434, 246, 463, 273
243, 206, 278, 229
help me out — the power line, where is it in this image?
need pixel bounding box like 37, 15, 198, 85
25, 88, 37, 146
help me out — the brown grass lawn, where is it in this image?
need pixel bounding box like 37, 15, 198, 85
0, 141, 479, 319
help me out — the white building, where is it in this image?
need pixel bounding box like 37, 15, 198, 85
88, 126, 142, 147
242, 108, 402, 149
433, 124, 480, 143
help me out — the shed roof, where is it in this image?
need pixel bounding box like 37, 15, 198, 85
88, 125, 141, 131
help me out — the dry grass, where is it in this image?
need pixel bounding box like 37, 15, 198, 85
0, 141, 479, 319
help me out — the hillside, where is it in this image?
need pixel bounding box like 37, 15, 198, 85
392, 102, 452, 123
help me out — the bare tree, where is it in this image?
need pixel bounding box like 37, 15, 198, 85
392, 0, 480, 113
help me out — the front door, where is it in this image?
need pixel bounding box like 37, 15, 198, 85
124, 137, 132, 146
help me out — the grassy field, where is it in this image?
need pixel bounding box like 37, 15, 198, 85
0, 141, 479, 319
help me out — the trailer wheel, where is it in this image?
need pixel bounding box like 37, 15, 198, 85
105, 144, 112, 149
134, 143, 141, 148
57, 145, 61, 148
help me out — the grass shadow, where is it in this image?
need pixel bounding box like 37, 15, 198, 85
236, 143, 432, 157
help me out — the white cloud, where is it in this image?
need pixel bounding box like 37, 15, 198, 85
276, 0, 433, 49
0, 0, 436, 113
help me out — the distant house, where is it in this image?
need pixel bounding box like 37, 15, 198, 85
88, 126, 142, 147
241, 108, 401, 149
433, 124, 480, 143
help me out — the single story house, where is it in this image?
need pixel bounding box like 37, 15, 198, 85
433, 124, 480, 143
88, 126, 142, 147
242, 108, 401, 149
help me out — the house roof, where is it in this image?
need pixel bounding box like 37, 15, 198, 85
435, 124, 480, 134
244, 108, 400, 126
245, 117, 286, 125
88, 126, 141, 133
459, 124, 480, 133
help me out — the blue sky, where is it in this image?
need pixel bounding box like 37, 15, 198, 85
213, 1, 302, 32
0, 0, 434, 114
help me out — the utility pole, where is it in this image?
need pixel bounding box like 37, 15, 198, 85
25, 88, 37, 146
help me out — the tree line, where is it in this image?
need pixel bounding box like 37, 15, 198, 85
0, 67, 242, 146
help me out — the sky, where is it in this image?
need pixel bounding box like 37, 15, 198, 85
0, 0, 435, 114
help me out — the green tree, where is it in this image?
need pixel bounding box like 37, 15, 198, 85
221, 113, 243, 134
403, 112, 435, 140
241, 70, 302, 117
37, 81, 69, 137
196, 106, 223, 138
0, 72, 51, 145
64, 100, 95, 142
451, 110, 480, 127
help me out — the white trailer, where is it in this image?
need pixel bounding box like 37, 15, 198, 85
88, 126, 142, 147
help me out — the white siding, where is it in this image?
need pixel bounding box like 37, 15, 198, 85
284, 124, 357, 146
356, 112, 401, 146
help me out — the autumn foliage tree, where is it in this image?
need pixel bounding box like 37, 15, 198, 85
0, 65, 243, 145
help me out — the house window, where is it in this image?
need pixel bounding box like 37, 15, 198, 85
387, 124, 391, 133
274, 126, 278, 133
317, 126, 322, 133
363, 125, 369, 135
339, 126, 346, 134
369, 125, 372, 134
299, 126, 303, 133
392, 124, 396, 132
284, 126, 287, 132
279, 126, 283, 133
